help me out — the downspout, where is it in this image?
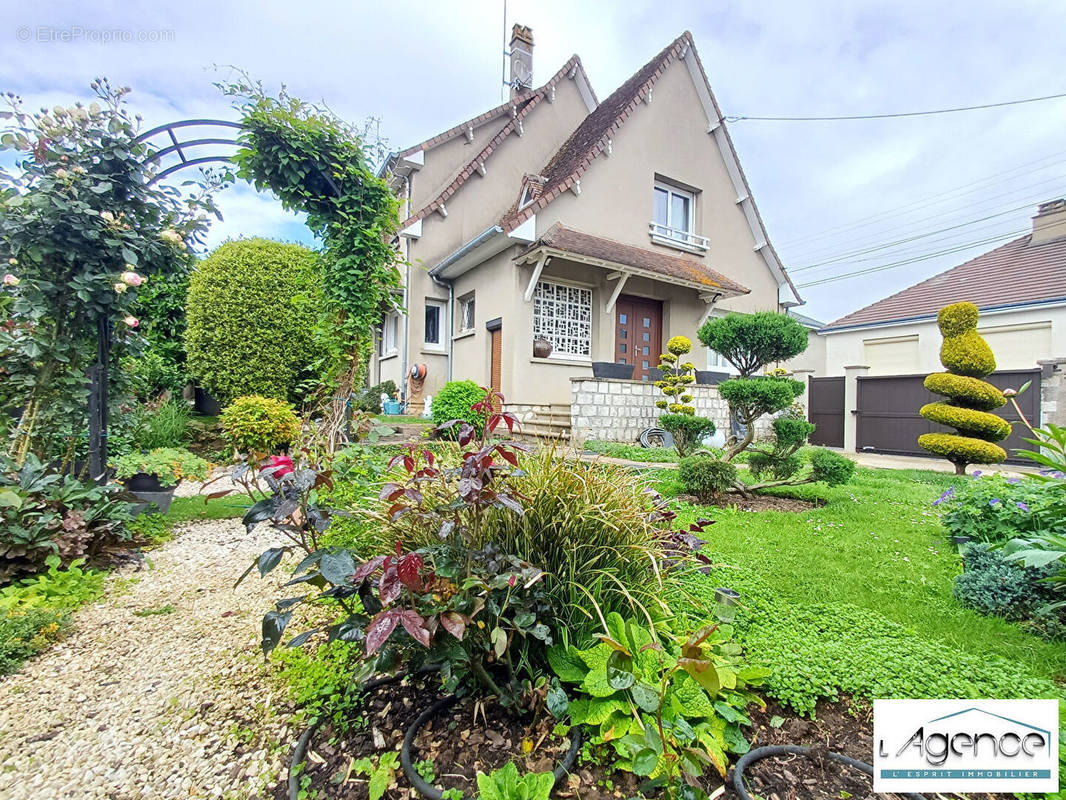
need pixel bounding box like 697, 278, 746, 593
428, 225, 504, 383
399, 175, 411, 403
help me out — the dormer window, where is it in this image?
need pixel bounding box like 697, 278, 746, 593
650, 180, 708, 252
519, 186, 535, 208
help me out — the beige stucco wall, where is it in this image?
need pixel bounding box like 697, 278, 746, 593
409, 116, 512, 210
817, 304, 1066, 377
785, 329, 826, 374
532, 56, 781, 317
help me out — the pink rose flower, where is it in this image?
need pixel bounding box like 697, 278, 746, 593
120, 271, 143, 286
122, 315, 139, 328
2, 274, 18, 287
266, 455, 294, 478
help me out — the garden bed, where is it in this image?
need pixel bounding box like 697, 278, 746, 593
730, 697, 994, 800
273, 674, 637, 800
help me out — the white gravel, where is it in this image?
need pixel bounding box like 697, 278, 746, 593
0, 519, 299, 800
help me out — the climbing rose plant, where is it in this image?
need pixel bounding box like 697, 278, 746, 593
0, 79, 218, 463
218, 76, 401, 405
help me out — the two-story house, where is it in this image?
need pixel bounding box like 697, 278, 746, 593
372, 27, 800, 437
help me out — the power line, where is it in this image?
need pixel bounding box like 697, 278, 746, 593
795, 228, 1027, 288
726, 91, 1066, 122
781, 154, 1066, 253
789, 196, 1062, 273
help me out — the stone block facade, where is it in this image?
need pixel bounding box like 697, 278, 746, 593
569, 378, 768, 444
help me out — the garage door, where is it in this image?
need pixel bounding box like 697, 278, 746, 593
855, 369, 1040, 464
979, 322, 1052, 370
863, 335, 919, 375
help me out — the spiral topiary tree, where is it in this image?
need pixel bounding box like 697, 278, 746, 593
654, 335, 715, 456
918, 302, 1011, 474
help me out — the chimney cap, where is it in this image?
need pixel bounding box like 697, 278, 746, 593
1036, 198, 1066, 217
510, 24, 534, 48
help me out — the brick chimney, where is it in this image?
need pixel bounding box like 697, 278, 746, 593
509, 24, 534, 97
1032, 198, 1066, 244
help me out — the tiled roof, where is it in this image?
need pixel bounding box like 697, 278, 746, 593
501, 33, 689, 230
824, 233, 1066, 330
398, 56, 594, 229
529, 223, 750, 295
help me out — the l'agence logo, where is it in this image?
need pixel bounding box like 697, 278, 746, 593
873, 699, 1059, 793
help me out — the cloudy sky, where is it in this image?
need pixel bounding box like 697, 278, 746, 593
3, 0, 1065, 323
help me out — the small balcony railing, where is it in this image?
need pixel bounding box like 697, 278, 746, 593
648, 222, 709, 252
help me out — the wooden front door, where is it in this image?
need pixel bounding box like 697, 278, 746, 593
614, 296, 663, 382
489, 326, 502, 393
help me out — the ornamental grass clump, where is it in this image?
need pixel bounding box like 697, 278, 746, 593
654, 336, 715, 456
918, 303, 1010, 474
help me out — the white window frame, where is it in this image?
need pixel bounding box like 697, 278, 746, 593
457, 293, 476, 334
424, 299, 445, 351
650, 181, 708, 252
379, 311, 400, 358
532, 278, 593, 361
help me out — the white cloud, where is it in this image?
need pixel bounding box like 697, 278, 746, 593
2, 0, 1065, 323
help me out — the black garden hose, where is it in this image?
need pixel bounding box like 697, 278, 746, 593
288, 670, 430, 800
401, 695, 583, 800
732, 744, 926, 800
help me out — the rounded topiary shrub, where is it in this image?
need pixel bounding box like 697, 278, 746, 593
185, 239, 323, 404
220, 395, 301, 455
807, 447, 855, 485
431, 380, 487, 435
924, 373, 1005, 411
679, 455, 736, 502
659, 413, 715, 457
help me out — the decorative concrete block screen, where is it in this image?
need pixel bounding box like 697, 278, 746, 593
570, 378, 735, 444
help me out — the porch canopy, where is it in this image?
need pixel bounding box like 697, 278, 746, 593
514, 223, 749, 313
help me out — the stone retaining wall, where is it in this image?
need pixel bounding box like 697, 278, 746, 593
570, 378, 768, 444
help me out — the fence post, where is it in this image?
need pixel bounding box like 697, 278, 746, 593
843, 365, 870, 453
1037, 358, 1066, 428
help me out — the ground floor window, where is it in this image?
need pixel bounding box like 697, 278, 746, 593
379, 311, 399, 357
457, 293, 475, 333
532, 280, 592, 358
424, 299, 444, 348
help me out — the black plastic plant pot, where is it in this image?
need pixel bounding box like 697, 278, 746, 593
193, 386, 222, 416
951, 535, 974, 545
401, 695, 583, 800
123, 473, 176, 515
591, 361, 635, 380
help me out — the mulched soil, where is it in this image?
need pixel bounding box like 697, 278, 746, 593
677, 494, 823, 512
726, 697, 996, 800
278, 685, 1000, 800
273, 675, 641, 800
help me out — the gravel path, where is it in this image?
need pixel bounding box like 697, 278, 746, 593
0, 520, 298, 800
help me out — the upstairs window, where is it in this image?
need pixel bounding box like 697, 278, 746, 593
651, 181, 707, 251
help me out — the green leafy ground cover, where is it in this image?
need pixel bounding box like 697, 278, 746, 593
657, 466, 1066, 713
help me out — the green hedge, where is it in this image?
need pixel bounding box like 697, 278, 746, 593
431, 380, 486, 435
185, 239, 323, 404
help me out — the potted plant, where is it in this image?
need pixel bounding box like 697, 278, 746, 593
591, 361, 635, 379
111, 447, 210, 514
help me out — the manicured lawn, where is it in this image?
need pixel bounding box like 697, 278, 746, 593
582, 440, 678, 462
655, 465, 1066, 708
374, 414, 432, 424
164, 494, 248, 524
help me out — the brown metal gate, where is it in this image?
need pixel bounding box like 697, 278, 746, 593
808, 376, 845, 448
855, 369, 1040, 463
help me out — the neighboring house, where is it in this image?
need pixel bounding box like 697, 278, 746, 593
800, 199, 1066, 459
809, 199, 1066, 376
371, 26, 801, 435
